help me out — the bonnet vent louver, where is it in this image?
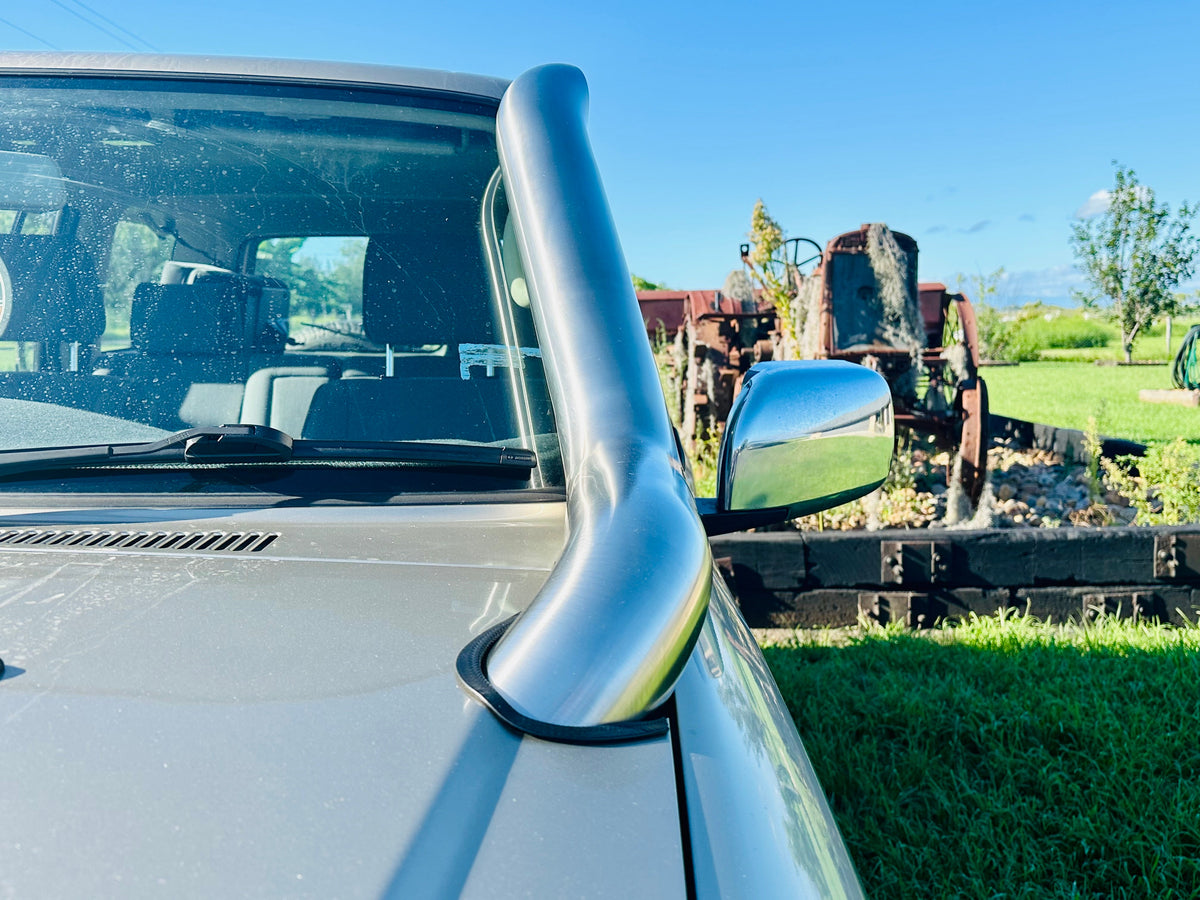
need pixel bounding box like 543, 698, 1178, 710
0, 529, 279, 553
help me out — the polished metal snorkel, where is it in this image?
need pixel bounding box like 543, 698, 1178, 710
485, 64, 711, 727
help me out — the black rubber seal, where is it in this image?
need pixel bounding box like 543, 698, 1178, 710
455, 615, 669, 745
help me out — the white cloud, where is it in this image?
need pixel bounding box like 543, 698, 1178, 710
1074, 185, 1151, 219
1074, 190, 1110, 219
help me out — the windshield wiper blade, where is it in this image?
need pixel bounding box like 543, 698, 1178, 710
0, 425, 295, 479
0, 425, 537, 480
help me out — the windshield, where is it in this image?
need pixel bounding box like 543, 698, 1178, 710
0, 76, 558, 494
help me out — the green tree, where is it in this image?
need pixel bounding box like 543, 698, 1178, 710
1070, 164, 1198, 362
255, 237, 366, 321
326, 238, 366, 319
256, 238, 326, 317
631, 274, 668, 291
953, 267, 1015, 361
953, 266, 1006, 307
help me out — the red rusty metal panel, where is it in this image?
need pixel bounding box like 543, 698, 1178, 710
636, 290, 777, 341
636, 290, 688, 300
636, 290, 687, 339
918, 283, 948, 346
825, 223, 918, 255
687, 290, 723, 319
687, 290, 775, 320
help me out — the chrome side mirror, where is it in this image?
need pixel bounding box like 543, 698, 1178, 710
699, 360, 894, 535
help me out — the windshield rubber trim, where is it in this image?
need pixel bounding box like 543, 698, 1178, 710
456, 616, 669, 745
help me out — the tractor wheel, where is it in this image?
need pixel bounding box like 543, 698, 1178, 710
957, 376, 989, 502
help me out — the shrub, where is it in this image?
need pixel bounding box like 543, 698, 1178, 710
977, 305, 1118, 360
1102, 438, 1200, 524
975, 303, 1041, 362
1018, 313, 1113, 349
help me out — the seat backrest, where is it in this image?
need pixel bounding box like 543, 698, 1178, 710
130, 281, 247, 355
101, 281, 259, 429
0, 234, 105, 347
240, 364, 340, 436
301, 376, 509, 444
362, 233, 494, 349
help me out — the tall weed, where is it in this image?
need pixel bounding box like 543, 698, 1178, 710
688, 431, 721, 498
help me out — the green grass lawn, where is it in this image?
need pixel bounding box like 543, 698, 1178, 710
981, 361, 1200, 446
763, 613, 1200, 899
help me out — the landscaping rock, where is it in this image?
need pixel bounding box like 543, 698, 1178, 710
795, 440, 1134, 532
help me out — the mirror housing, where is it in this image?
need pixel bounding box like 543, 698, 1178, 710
699, 360, 894, 536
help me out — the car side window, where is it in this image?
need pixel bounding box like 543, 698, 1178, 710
0, 208, 59, 235
254, 236, 368, 348
102, 219, 175, 352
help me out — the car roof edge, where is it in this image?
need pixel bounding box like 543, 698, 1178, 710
0, 51, 508, 102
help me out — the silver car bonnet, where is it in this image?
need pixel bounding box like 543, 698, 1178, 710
486, 64, 712, 727
0, 503, 685, 897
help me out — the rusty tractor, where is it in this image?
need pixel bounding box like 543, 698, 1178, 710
638, 224, 989, 501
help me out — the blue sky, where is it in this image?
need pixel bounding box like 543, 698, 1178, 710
3, 0, 1199, 304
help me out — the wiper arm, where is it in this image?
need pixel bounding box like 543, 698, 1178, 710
292, 440, 537, 471
0, 425, 537, 479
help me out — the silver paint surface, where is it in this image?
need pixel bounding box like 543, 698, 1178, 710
0, 503, 684, 898
673, 573, 865, 899
487, 64, 711, 726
